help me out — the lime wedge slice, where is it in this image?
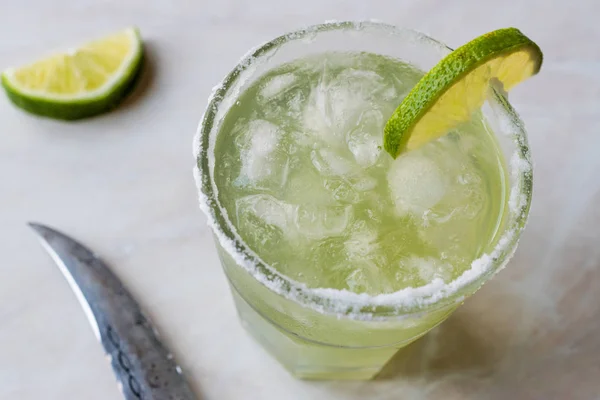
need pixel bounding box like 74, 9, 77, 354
384, 28, 542, 158
1, 27, 143, 120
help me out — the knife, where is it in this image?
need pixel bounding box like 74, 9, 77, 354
28, 222, 196, 400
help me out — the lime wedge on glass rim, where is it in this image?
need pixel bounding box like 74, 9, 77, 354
384, 27, 543, 158
1, 27, 143, 120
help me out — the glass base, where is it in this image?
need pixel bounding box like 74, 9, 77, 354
230, 286, 419, 380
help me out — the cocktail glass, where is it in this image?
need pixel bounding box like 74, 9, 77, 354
194, 21, 532, 380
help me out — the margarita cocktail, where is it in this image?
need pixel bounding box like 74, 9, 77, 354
195, 22, 536, 379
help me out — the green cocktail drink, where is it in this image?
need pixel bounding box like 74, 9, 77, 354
195, 22, 534, 380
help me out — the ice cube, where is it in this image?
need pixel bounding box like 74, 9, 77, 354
294, 204, 352, 239
302, 80, 344, 148
338, 68, 384, 82
393, 256, 454, 287
387, 152, 448, 216
347, 109, 384, 167
381, 86, 398, 101
344, 222, 379, 260
345, 265, 379, 294
327, 68, 387, 125
260, 73, 297, 99
347, 134, 381, 168
411, 256, 453, 283
349, 176, 377, 192
235, 194, 294, 230
235, 194, 296, 249
237, 119, 289, 188
335, 69, 389, 100
346, 262, 397, 294
324, 178, 360, 204
240, 120, 278, 179
310, 148, 355, 176
302, 66, 388, 148
309, 147, 377, 196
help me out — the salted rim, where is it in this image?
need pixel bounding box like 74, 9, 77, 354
193, 21, 533, 320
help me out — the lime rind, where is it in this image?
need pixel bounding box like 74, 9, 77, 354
384, 28, 543, 158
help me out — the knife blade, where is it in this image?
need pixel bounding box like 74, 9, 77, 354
28, 222, 196, 400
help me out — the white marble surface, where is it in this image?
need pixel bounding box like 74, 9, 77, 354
1, 1, 599, 399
